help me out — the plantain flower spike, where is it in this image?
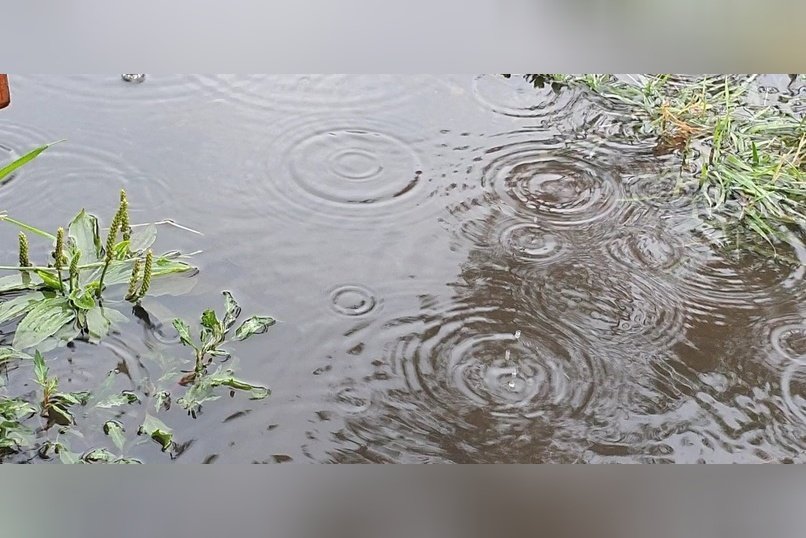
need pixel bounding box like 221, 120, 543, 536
69, 251, 80, 290
54, 227, 66, 270
137, 250, 153, 300
18, 232, 30, 268
105, 209, 123, 262
119, 189, 131, 242
125, 258, 141, 302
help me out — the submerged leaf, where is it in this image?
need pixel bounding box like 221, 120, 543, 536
32, 350, 48, 386
67, 209, 103, 263
129, 224, 157, 253
233, 316, 276, 341
13, 297, 75, 350
103, 420, 127, 452
0, 274, 42, 293
139, 414, 173, 451
85, 306, 128, 344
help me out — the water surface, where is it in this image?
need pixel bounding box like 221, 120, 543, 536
1, 75, 804, 463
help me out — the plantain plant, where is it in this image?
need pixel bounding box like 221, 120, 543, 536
0, 189, 196, 351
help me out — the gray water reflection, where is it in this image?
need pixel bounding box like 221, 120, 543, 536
1, 75, 804, 463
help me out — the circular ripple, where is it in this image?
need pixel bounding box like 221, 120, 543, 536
499, 222, 566, 263
472, 75, 579, 121
0, 121, 55, 187
444, 332, 589, 418
678, 238, 806, 315
382, 302, 612, 422
768, 317, 806, 364
0, 142, 168, 224
12, 75, 218, 110
329, 285, 379, 317
290, 129, 420, 205
782, 362, 806, 426
522, 260, 687, 350
481, 144, 622, 227
192, 75, 440, 114
248, 115, 434, 227
605, 225, 686, 272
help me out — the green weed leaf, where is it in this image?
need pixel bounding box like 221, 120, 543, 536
0, 291, 47, 324
103, 420, 127, 452
0, 143, 53, 183
67, 210, 103, 263
233, 316, 276, 341
139, 414, 173, 451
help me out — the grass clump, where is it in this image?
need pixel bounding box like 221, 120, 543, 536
514, 74, 805, 247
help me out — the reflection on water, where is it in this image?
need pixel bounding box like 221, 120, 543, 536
1, 74, 804, 463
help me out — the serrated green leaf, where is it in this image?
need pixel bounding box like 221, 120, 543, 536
172, 318, 196, 349
67, 210, 103, 263
233, 316, 276, 341
32, 350, 48, 386
222, 291, 241, 331
139, 414, 173, 451
0, 143, 53, 183
13, 297, 75, 350
0, 292, 47, 325
129, 224, 157, 253
103, 420, 127, 452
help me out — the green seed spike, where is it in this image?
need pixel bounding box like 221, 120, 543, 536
119, 189, 131, 243
137, 250, 153, 300
54, 228, 66, 270
105, 210, 122, 262
125, 258, 141, 302
18, 232, 30, 268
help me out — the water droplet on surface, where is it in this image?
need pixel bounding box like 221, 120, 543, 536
121, 74, 146, 84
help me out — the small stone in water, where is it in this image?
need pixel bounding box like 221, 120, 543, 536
121, 74, 146, 83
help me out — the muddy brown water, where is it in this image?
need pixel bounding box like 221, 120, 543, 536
0, 75, 804, 463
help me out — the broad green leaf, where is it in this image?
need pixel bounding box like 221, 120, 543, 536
139, 414, 173, 451
13, 297, 75, 350
172, 318, 196, 349
233, 315, 276, 341
0, 291, 46, 324
33, 350, 48, 386
200, 308, 223, 348
0, 274, 42, 293
129, 224, 157, 253
0, 143, 53, 183
36, 322, 81, 353
103, 420, 127, 452
222, 291, 241, 331
67, 210, 102, 263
